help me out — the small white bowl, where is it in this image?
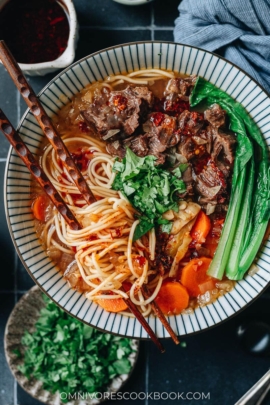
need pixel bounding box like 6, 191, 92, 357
113, 0, 154, 5
0, 0, 78, 76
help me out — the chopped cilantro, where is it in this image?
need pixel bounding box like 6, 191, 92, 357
16, 295, 134, 402
112, 148, 186, 239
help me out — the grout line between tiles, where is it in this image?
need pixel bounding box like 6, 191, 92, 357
79, 25, 174, 31
150, 4, 155, 41
14, 252, 18, 405
0, 158, 7, 162
145, 346, 149, 405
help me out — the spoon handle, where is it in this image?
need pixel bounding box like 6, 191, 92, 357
235, 369, 270, 405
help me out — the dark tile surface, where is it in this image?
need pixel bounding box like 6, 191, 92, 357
0, 294, 15, 405
76, 29, 152, 61
0, 66, 18, 158
154, 0, 180, 26
0, 162, 15, 291
154, 30, 174, 42
17, 261, 35, 292
1, 1, 270, 405
75, 0, 151, 27
148, 297, 270, 405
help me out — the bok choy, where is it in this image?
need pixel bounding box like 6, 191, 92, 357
190, 77, 270, 280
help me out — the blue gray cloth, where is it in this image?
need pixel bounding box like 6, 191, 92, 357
174, 0, 270, 94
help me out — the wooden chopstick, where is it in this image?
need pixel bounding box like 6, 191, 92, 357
0, 41, 167, 351
123, 294, 165, 353
0, 40, 96, 206
1, 111, 165, 351
1, 112, 164, 351
0, 109, 82, 231
142, 285, 180, 345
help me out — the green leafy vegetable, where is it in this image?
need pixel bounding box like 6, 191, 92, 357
226, 157, 255, 279
190, 77, 270, 280
112, 148, 186, 240
17, 295, 134, 402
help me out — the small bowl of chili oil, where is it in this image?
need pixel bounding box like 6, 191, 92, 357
0, 0, 78, 76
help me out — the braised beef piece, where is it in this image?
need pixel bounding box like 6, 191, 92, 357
196, 160, 227, 204
140, 112, 179, 164
81, 85, 153, 138
204, 104, 236, 166
176, 111, 206, 160
178, 163, 194, 197
211, 127, 236, 165
126, 134, 149, 157
204, 103, 226, 128
178, 110, 205, 137
165, 75, 197, 98
163, 76, 196, 115
106, 141, 126, 158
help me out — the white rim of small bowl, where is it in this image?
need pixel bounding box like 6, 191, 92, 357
113, 0, 154, 5
4, 41, 270, 339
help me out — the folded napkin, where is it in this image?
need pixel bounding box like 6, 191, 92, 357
174, 0, 270, 94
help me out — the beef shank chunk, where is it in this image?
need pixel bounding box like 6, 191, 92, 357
177, 111, 206, 160
211, 127, 236, 165
126, 134, 149, 157
81, 85, 153, 138
204, 104, 236, 167
196, 160, 226, 203
204, 103, 226, 128
178, 110, 205, 137
106, 141, 126, 158
165, 75, 197, 98
142, 112, 179, 164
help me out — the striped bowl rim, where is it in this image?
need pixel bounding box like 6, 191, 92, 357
4, 41, 270, 339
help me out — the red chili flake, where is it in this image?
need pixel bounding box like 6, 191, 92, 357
150, 112, 165, 127
122, 281, 132, 292
71, 246, 77, 253
164, 98, 190, 116
88, 235, 98, 241
0, 0, 69, 64
78, 121, 90, 133
193, 152, 211, 175
50, 16, 65, 25
112, 95, 128, 111
115, 228, 123, 238
136, 256, 146, 267
71, 149, 91, 172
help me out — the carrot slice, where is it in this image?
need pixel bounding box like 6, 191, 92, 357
180, 257, 215, 297
96, 296, 128, 313
190, 211, 211, 244
155, 280, 189, 315
198, 279, 216, 295
31, 195, 48, 222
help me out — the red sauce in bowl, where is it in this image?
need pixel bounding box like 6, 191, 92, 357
0, 0, 69, 64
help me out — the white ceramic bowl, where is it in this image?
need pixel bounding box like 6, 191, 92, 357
0, 0, 78, 76
4, 42, 270, 339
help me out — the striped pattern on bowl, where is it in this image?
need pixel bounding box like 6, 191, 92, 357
5, 42, 270, 338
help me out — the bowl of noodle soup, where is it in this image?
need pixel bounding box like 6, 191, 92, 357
5, 42, 270, 339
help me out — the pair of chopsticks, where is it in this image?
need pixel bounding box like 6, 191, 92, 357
0, 40, 179, 352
